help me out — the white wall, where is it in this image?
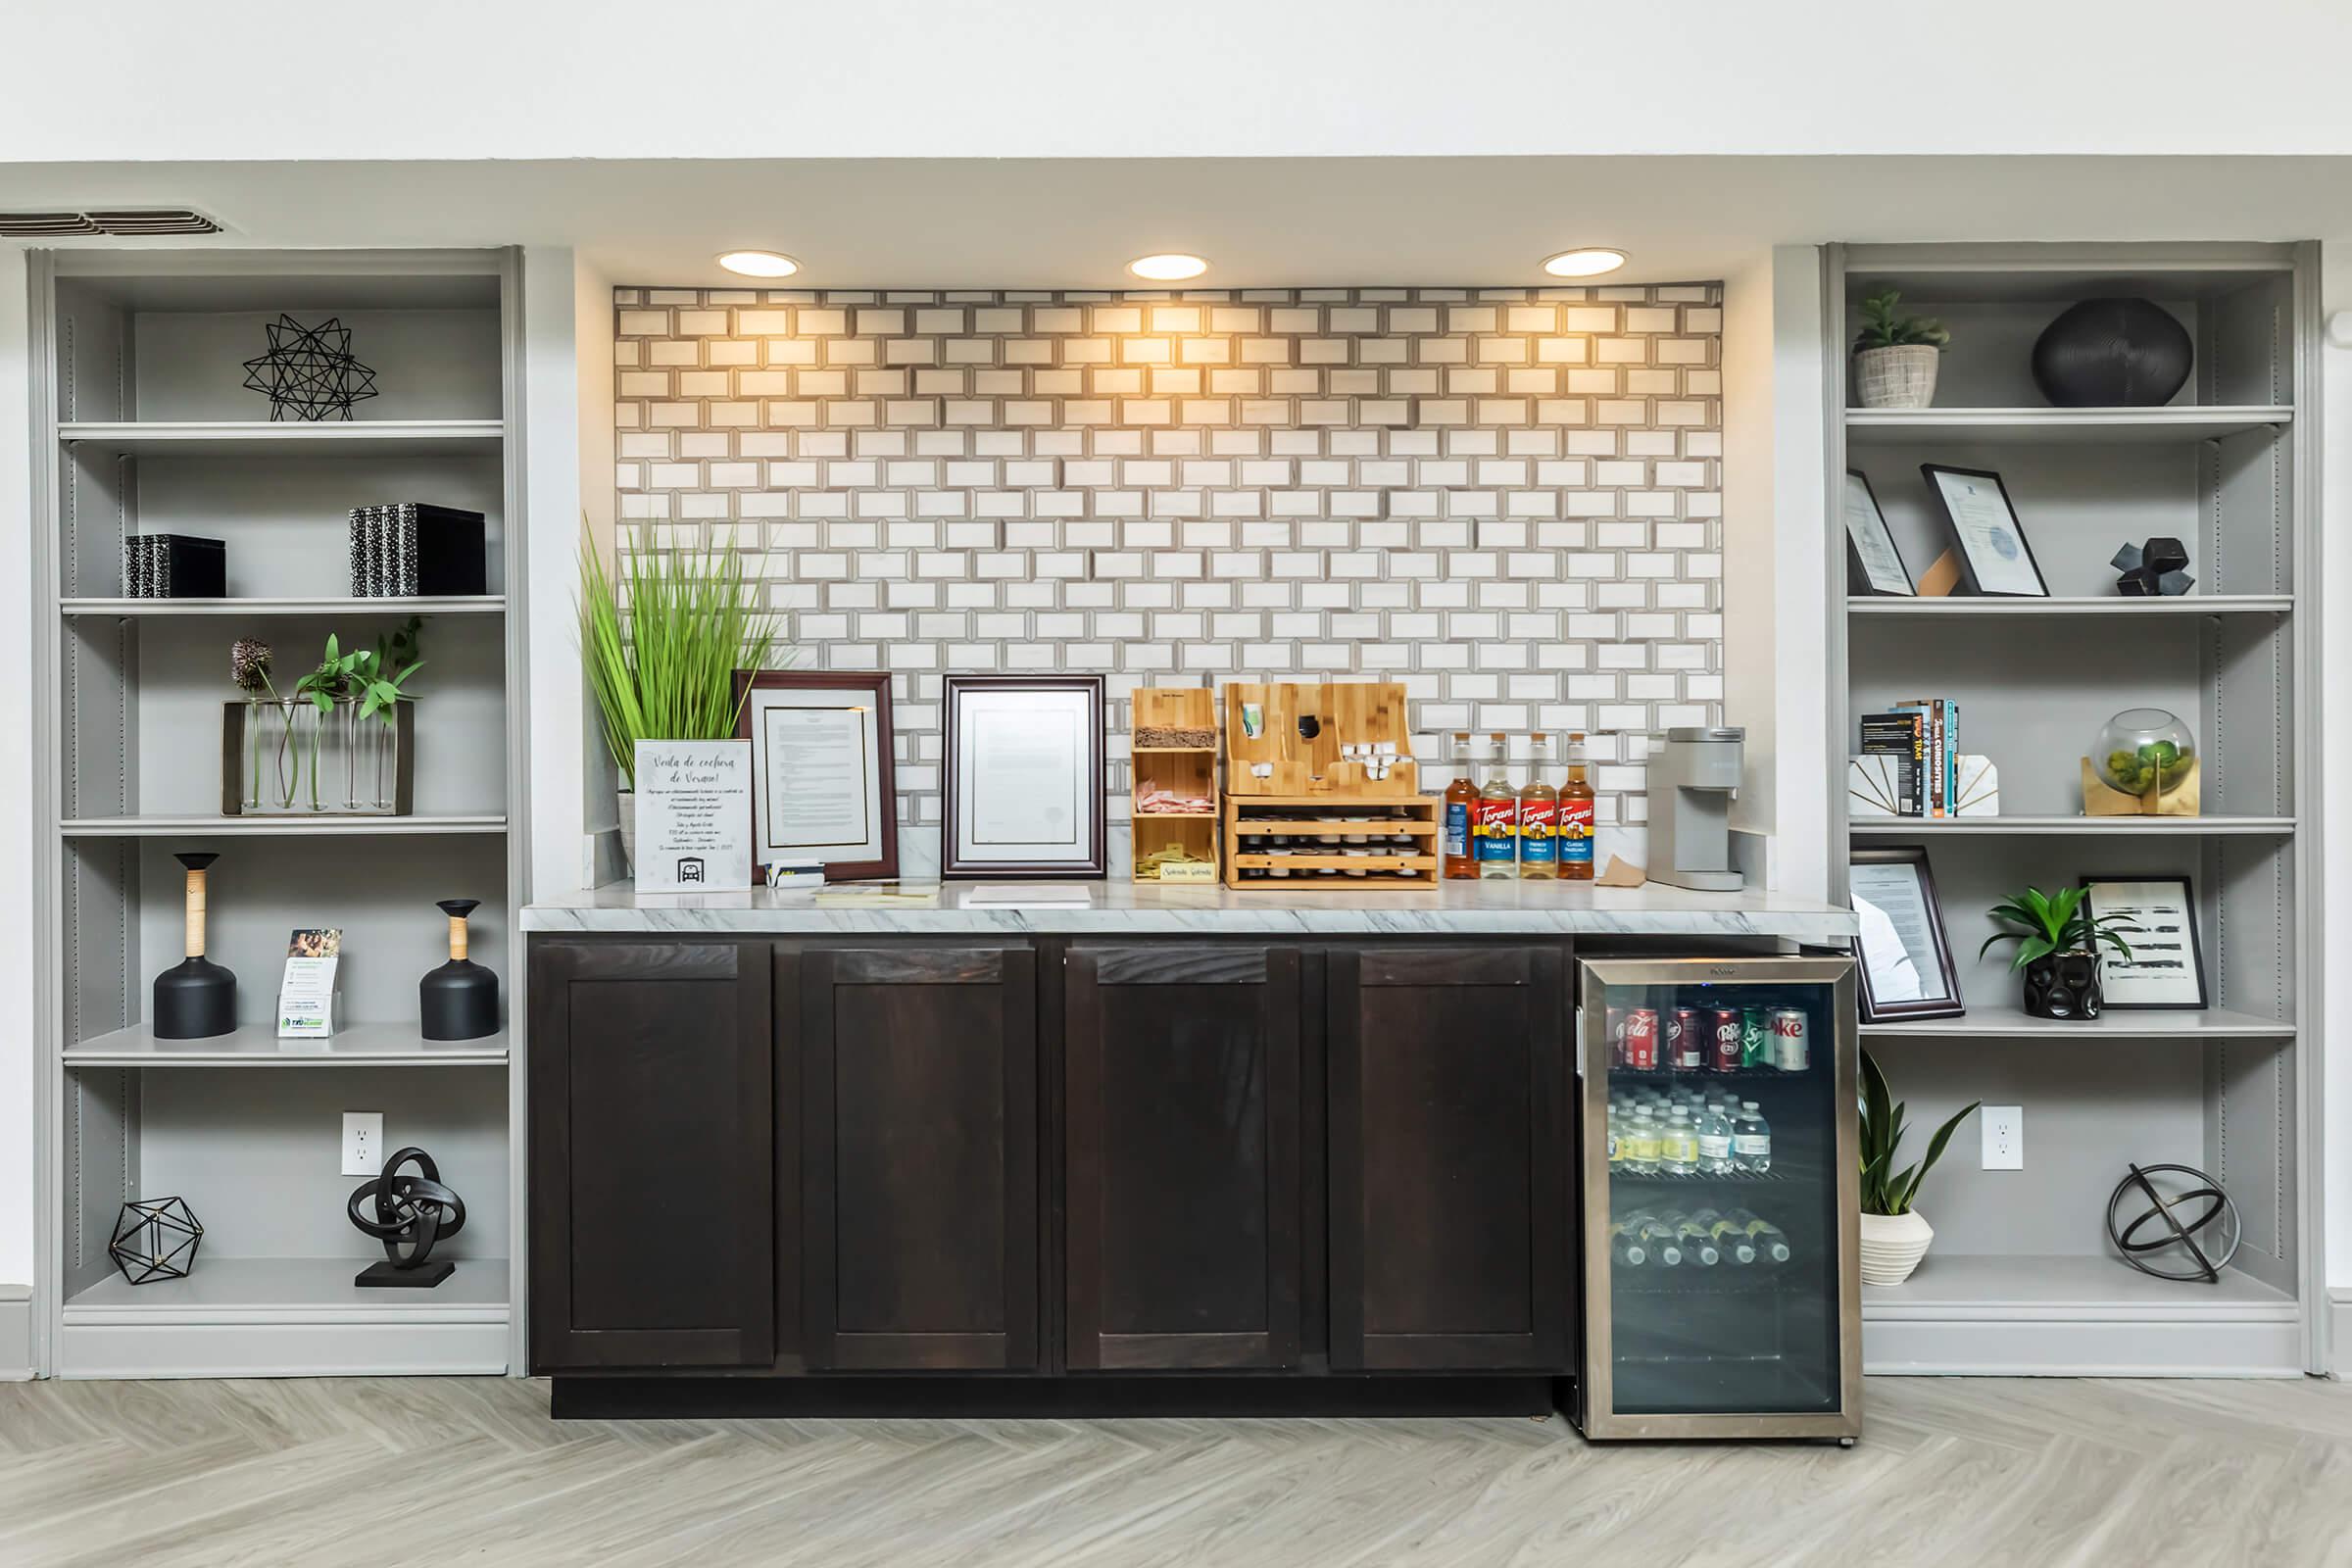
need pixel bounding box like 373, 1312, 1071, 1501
0, 249, 31, 1298
9, 2, 2352, 162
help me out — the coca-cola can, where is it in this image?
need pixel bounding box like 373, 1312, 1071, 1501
1622, 1007, 1660, 1071
1770, 1007, 1810, 1071
1669, 1007, 1705, 1072
1709, 1007, 1743, 1072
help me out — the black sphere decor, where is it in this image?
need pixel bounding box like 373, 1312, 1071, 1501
348, 1147, 467, 1288
2022, 952, 2103, 1020
2031, 298, 2194, 408
2105, 1162, 2240, 1283
153, 852, 236, 1040
419, 898, 500, 1041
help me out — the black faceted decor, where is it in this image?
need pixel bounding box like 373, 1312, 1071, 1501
2030, 298, 2194, 408
2023, 951, 2104, 1020
2106, 1162, 2240, 1282
153, 853, 236, 1040
419, 899, 500, 1041
109, 1196, 204, 1286
348, 1147, 466, 1288
241, 315, 378, 421
2113, 537, 2195, 597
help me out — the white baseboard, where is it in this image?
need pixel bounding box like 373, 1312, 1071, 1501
2329, 1289, 2352, 1378
1864, 1311, 2304, 1377
0, 1286, 30, 1380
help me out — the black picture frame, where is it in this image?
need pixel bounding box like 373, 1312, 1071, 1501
733, 669, 899, 883
1849, 844, 1967, 1022
1842, 468, 1915, 596
942, 673, 1107, 880
2080, 875, 2209, 1009
1920, 464, 2049, 598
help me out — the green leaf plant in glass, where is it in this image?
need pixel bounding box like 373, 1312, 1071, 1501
232, 621, 422, 813
579, 533, 780, 873
1857, 1048, 1980, 1286
1980, 884, 2136, 1021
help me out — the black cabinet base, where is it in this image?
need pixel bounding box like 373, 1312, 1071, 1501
552, 1375, 1567, 1421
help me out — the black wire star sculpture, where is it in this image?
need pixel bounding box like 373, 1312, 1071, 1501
241, 315, 378, 421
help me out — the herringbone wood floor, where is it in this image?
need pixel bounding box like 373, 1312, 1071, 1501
0, 1375, 2347, 1566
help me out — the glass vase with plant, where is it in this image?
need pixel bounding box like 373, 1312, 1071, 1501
579, 535, 781, 868
290, 617, 425, 811
1980, 884, 2136, 1020
1852, 290, 1951, 410
230, 637, 294, 809
1858, 1048, 1980, 1285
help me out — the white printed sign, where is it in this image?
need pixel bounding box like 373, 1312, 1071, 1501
635, 740, 753, 892
278, 927, 342, 1039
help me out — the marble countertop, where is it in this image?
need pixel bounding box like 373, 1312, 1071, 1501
522, 879, 1857, 942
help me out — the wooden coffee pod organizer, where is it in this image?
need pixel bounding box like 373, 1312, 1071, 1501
1220, 681, 1439, 889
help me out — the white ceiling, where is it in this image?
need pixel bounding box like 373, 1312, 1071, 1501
4, 156, 2349, 289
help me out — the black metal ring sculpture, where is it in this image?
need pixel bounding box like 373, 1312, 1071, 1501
347, 1146, 467, 1271
2105, 1161, 2238, 1283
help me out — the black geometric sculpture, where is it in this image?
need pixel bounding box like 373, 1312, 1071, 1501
2113, 537, 2195, 597
241, 315, 378, 422
2106, 1162, 2240, 1283
347, 1147, 466, 1288
109, 1196, 204, 1286
2032, 298, 2194, 408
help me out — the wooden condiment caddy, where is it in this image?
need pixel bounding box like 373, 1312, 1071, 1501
1217, 681, 1437, 889
1221, 681, 1420, 798
1130, 688, 1220, 884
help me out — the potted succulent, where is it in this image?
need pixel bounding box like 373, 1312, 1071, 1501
1852, 290, 1951, 410
1859, 1049, 1980, 1286
1980, 884, 2137, 1020
579, 537, 779, 872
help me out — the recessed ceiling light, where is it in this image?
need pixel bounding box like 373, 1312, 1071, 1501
1541, 248, 1628, 278
1128, 253, 1209, 282
716, 250, 801, 278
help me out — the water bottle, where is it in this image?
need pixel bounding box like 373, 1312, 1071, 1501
1733, 1100, 1772, 1174
1696, 1101, 1736, 1175
1660, 1109, 1698, 1176
1625, 1111, 1661, 1176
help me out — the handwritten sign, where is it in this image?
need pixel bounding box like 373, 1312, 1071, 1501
635, 740, 752, 892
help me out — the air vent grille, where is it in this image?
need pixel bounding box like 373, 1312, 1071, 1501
0, 208, 221, 238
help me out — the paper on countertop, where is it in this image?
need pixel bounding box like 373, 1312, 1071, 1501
958, 883, 1096, 909
1594, 856, 1646, 888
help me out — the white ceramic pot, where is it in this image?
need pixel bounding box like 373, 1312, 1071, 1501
1859, 1208, 1936, 1286
1853, 344, 1940, 410
616, 789, 636, 874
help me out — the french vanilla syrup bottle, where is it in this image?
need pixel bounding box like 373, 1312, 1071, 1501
1442, 732, 1477, 880
1518, 732, 1559, 879
1561, 730, 1597, 881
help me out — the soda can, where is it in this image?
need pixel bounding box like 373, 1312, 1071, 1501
1622, 1007, 1660, 1071
1708, 1007, 1743, 1072
1669, 1007, 1705, 1072
1605, 1006, 1628, 1067
1740, 1006, 1772, 1069
1770, 1007, 1809, 1072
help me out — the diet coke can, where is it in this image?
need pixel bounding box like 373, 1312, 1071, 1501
1770, 1007, 1810, 1072
1669, 1007, 1705, 1072
1622, 1007, 1660, 1071
1709, 1007, 1743, 1072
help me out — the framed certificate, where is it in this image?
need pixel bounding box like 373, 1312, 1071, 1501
1842, 468, 1914, 596
734, 670, 898, 882
1849, 845, 1966, 1022
2080, 875, 2208, 1008
1921, 464, 2048, 598
943, 674, 1106, 879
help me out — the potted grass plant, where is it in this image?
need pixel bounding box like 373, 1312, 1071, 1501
1852, 290, 1951, 410
1981, 884, 2137, 1020
1859, 1049, 1980, 1286
579, 537, 780, 871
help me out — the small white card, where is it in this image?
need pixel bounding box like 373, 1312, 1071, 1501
635, 740, 753, 892
279, 928, 342, 1039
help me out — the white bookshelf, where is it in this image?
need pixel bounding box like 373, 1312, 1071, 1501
30, 249, 528, 1379
1829, 242, 2320, 1377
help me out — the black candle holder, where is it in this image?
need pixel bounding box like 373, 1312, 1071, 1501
153, 853, 236, 1039
418, 899, 500, 1041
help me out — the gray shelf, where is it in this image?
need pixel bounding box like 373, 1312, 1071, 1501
63, 596, 506, 619
1844, 406, 2290, 445
63, 1256, 510, 1324
61, 813, 507, 838
60, 419, 505, 458
1862, 1006, 2294, 1042
1862, 1253, 2296, 1318
1848, 815, 2293, 837
1847, 595, 2291, 618
67, 1020, 509, 1067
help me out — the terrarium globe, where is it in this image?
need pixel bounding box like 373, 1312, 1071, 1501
2095, 708, 2196, 797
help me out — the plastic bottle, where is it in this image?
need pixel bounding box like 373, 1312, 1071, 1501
1730, 1208, 1793, 1264
1560, 730, 1596, 880
1660, 1108, 1698, 1176
1518, 733, 1559, 879
1608, 1219, 1649, 1267
1442, 732, 1477, 880
1693, 1207, 1759, 1264
1671, 1211, 1722, 1266
1624, 1110, 1661, 1176
1696, 1100, 1736, 1175
1474, 734, 1518, 879
1733, 1100, 1772, 1174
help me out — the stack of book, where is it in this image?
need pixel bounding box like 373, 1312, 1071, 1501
346, 504, 488, 598
122, 534, 225, 598
1861, 699, 1959, 817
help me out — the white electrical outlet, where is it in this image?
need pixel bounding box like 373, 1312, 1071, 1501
1981, 1105, 2024, 1170
342, 1111, 384, 1177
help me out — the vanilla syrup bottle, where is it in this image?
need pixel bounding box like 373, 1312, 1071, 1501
1474, 733, 1518, 880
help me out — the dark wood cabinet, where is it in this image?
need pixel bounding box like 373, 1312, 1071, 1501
789, 945, 1040, 1371
1326, 946, 1571, 1372
528, 941, 774, 1371
1064, 944, 1303, 1370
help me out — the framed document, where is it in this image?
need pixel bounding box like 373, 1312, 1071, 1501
1849, 845, 1966, 1022
943, 674, 1106, 879
1921, 464, 2047, 598
1842, 469, 1914, 596
734, 670, 898, 882
2081, 875, 2208, 1008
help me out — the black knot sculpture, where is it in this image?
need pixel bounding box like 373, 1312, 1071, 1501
242, 314, 378, 421
348, 1146, 466, 1289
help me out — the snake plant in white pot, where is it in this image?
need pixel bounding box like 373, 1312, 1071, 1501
1859, 1049, 1980, 1286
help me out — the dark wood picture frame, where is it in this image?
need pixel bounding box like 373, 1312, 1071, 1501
732, 668, 898, 883
1849, 844, 1967, 1022
942, 673, 1107, 880
1919, 463, 2049, 598
2080, 874, 2209, 1009
1842, 468, 1915, 597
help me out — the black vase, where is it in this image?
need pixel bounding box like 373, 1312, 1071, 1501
154, 852, 235, 1039
2023, 952, 2104, 1020
419, 899, 500, 1041
2031, 298, 2194, 408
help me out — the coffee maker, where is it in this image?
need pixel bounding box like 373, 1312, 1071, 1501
1647, 727, 1745, 891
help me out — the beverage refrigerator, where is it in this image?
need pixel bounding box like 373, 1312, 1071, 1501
1573, 956, 1862, 1442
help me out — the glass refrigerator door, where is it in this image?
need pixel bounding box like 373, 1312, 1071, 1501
1578, 956, 1860, 1441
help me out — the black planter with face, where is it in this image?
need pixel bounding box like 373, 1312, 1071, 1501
2023, 952, 2104, 1020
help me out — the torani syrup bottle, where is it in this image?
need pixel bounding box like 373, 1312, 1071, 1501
1473, 733, 1518, 879
1517, 732, 1559, 879
1560, 730, 1596, 881
1442, 731, 1477, 880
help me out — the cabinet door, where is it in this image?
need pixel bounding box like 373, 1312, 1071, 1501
1327, 945, 1571, 1371
1065, 944, 1303, 1371
529, 940, 774, 1371
796, 946, 1039, 1371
